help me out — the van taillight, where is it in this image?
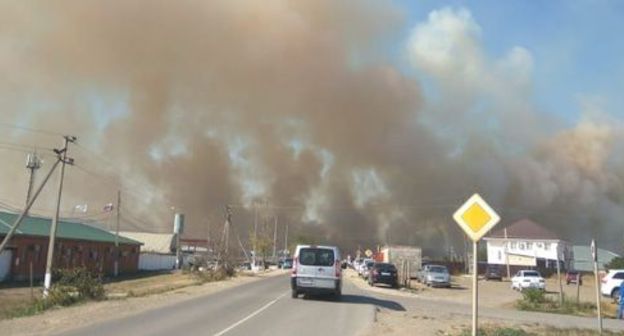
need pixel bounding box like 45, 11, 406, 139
292, 257, 298, 275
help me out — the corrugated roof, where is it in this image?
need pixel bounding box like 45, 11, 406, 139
488, 218, 560, 240
572, 245, 620, 271
0, 211, 141, 245
117, 231, 175, 254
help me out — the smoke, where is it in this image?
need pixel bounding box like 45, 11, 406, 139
0, 2, 622, 253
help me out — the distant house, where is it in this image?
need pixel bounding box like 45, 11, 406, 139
116, 231, 178, 271
0, 211, 142, 281
572, 245, 620, 272
484, 219, 573, 275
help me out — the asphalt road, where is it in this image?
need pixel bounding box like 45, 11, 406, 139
57, 274, 398, 336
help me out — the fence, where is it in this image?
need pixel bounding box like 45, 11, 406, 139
138, 253, 177, 271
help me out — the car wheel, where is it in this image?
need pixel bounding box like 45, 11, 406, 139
334, 288, 342, 300
612, 288, 620, 302
291, 289, 298, 299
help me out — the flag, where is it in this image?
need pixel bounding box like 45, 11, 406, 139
74, 204, 88, 213
103, 203, 114, 212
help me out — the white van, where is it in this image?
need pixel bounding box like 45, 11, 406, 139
291, 244, 345, 298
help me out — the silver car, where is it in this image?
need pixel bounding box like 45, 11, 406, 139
422, 264, 451, 288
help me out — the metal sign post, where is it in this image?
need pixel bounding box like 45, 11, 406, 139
591, 239, 603, 334
453, 194, 500, 336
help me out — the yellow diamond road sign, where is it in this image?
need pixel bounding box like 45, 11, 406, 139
453, 193, 500, 242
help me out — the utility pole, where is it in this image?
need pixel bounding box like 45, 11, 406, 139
504, 228, 510, 280
0, 159, 61, 254
272, 215, 278, 262
114, 190, 121, 277
224, 206, 231, 255
284, 223, 288, 255
44, 135, 76, 297
253, 203, 258, 269
25, 153, 42, 208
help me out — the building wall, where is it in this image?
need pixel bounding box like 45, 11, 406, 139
138, 253, 176, 271
0, 250, 11, 281
0, 235, 140, 281
487, 238, 563, 264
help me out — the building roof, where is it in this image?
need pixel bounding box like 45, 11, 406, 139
487, 218, 560, 240
117, 231, 176, 254
572, 245, 620, 272
0, 211, 141, 245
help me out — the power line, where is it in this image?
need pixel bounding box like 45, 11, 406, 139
0, 122, 63, 137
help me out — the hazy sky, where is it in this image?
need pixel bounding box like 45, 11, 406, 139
1, 1, 623, 253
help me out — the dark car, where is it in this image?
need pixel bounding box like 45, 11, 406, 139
566, 271, 583, 285
485, 265, 503, 281
368, 263, 398, 288
282, 258, 293, 269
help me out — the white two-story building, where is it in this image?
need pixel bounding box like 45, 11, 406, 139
484, 219, 573, 274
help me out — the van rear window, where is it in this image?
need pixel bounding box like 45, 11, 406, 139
299, 248, 335, 266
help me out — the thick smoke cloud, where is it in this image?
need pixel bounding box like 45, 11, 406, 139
0, 3, 622, 254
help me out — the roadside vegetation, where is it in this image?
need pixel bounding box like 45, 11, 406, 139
515, 287, 621, 318
458, 325, 619, 336
515, 288, 597, 316
4, 267, 105, 319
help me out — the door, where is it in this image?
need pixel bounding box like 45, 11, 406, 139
0, 250, 12, 281
297, 247, 336, 288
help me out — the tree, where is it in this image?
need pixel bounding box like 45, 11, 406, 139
250, 227, 273, 269
605, 257, 624, 270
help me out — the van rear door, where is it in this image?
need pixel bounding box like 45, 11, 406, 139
298, 247, 336, 288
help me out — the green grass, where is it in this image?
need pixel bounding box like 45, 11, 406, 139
458, 327, 531, 336
515, 288, 597, 316
458, 326, 618, 336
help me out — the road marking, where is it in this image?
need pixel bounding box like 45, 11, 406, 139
213, 291, 288, 336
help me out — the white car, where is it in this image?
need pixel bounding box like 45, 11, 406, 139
291, 245, 345, 299
600, 269, 624, 300
511, 270, 545, 291
360, 259, 375, 279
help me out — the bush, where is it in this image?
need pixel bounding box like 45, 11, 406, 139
192, 268, 234, 284
53, 267, 105, 300
605, 257, 624, 270
521, 288, 546, 304
459, 327, 532, 336
516, 291, 596, 316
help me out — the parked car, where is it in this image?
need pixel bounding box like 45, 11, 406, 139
282, 258, 293, 269
600, 269, 624, 301
361, 260, 375, 280
485, 265, 503, 281
511, 270, 545, 291
565, 271, 582, 285
421, 264, 451, 288
368, 263, 398, 288
352, 258, 363, 270
357, 258, 372, 276
291, 245, 346, 299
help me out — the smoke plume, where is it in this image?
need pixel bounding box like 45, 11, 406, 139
0, 2, 622, 254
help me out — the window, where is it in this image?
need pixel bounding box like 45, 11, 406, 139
526, 242, 533, 249
613, 272, 624, 280
298, 248, 335, 266
544, 243, 551, 250
497, 251, 502, 260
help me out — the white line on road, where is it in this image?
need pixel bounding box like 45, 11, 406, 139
213, 291, 288, 336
